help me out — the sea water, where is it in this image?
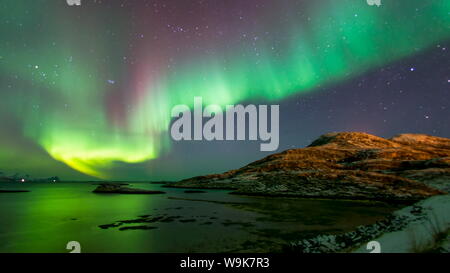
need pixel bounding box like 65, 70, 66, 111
0, 182, 399, 253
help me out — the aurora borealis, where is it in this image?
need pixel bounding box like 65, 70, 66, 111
0, 0, 449, 180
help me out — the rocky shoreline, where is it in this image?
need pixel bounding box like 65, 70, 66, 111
286, 194, 450, 253
169, 132, 450, 202
285, 214, 409, 253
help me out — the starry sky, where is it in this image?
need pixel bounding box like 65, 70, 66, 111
0, 0, 449, 181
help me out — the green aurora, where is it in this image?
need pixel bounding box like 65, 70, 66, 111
0, 0, 449, 178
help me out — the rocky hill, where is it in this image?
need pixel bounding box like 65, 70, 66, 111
170, 132, 450, 202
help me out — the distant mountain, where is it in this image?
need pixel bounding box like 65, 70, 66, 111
0, 176, 15, 182
171, 132, 450, 202
0, 175, 60, 183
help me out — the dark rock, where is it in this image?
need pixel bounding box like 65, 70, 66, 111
119, 225, 158, 231
99, 223, 122, 229
179, 219, 196, 223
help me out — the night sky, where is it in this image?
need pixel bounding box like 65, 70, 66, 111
0, 0, 449, 181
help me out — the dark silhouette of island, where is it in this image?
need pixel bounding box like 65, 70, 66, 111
93, 183, 166, 194
0, 173, 60, 183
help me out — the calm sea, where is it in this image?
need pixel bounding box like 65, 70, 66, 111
0, 182, 399, 253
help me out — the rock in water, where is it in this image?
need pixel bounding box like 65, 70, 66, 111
170, 132, 450, 202
93, 183, 166, 194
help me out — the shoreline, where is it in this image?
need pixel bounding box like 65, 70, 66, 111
285, 194, 450, 253
165, 183, 424, 205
